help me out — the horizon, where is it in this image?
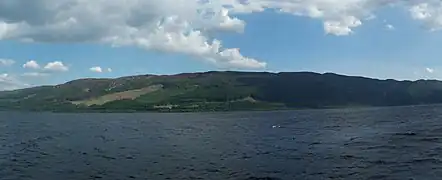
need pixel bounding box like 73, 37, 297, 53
1, 1, 442, 90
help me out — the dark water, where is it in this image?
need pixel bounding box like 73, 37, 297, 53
2, 105, 442, 180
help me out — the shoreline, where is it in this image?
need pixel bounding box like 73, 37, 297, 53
2, 103, 441, 114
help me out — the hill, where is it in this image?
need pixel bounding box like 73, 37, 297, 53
2, 71, 442, 112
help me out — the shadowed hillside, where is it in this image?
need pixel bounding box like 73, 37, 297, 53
2, 71, 442, 112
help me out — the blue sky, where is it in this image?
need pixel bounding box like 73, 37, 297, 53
1, 0, 442, 90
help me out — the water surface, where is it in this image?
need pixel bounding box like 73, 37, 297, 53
1, 105, 442, 179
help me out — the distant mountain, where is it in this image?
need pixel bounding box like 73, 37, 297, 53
2, 71, 442, 112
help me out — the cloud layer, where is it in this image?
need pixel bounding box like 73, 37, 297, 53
22, 72, 49, 77
0, 1, 441, 69
0, 59, 15, 66
0, 73, 29, 91
0, 0, 265, 69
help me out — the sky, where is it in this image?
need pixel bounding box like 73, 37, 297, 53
1, 0, 442, 90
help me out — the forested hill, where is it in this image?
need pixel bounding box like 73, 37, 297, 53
1, 71, 442, 112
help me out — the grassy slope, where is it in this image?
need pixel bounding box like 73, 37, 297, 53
72, 84, 163, 106
2, 71, 442, 112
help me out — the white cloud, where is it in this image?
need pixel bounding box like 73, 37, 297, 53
22, 72, 49, 77
90, 66, 113, 73
225, 0, 386, 36
0, 73, 29, 91
90, 66, 103, 73
44, 61, 68, 72
0, 0, 262, 69
226, 0, 442, 34
0, 0, 441, 69
324, 16, 362, 36
23, 60, 40, 69
23, 60, 68, 72
426, 67, 435, 73
0, 59, 15, 66
386, 24, 395, 30
409, 2, 442, 31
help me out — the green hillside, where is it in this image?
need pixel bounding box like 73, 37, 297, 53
2, 71, 442, 112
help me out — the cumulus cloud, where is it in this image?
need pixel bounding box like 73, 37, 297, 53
90, 66, 103, 73
107, 68, 112, 72
0, 73, 29, 91
0, 0, 263, 69
0, 0, 441, 69
0, 59, 15, 66
23, 60, 68, 72
23, 60, 40, 69
426, 67, 435, 73
43, 61, 68, 72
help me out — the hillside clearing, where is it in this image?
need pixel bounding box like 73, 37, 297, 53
72, 84, 163, 106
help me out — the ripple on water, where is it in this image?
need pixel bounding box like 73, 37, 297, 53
1, 106, 442, 179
